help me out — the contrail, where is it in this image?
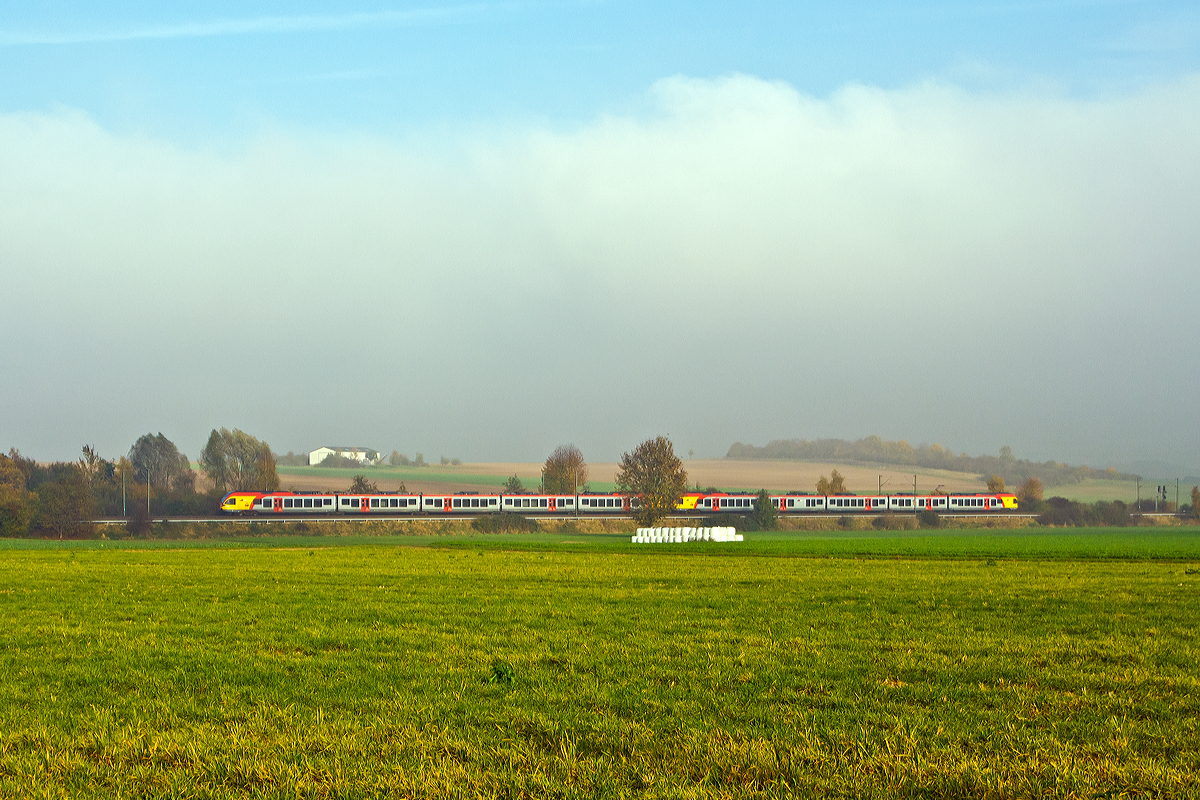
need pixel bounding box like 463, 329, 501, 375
0, 4, 509, 46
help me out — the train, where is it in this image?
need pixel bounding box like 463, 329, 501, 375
220, 489, 1019, 515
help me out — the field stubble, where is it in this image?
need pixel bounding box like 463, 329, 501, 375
1, 542, 1197, 798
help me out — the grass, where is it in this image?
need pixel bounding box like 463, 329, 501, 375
1, 534, 1198, 797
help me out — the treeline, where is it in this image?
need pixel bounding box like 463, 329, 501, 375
1028, 492, 1199, 526
726, 436, 1138, 488
1, 428, 280, 538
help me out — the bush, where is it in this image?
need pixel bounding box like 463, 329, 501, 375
917, 510, 941, 529
746, 489, 779, 531
1038, 497, 1087, 526
471, 512, 538, 533
872, 513, 915, 531
1095, 500, 1132, 527
126, 504, 152, 537
838, 515, 853, 530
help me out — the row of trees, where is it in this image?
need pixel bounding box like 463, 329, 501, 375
728, 437, 1138, 488
0, 428, 280, 538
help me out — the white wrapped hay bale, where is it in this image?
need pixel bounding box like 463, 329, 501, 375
632, 526, 741, 544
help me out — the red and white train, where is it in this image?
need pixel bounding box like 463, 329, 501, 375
220, 489, 1018, 515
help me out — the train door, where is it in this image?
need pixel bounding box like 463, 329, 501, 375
274, 497, 282, 513
360, 496, 369, 513
549, 497, 557, 512
443, 497, 451, 513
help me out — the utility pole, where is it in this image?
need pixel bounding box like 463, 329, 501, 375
122, 468, 126, 517
1177, 479, 1180, 514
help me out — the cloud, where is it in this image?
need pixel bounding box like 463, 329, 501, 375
0, 4, 509, 46
1, 74, 1198, 466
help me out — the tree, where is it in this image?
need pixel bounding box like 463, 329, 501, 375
746, 489, 778, 531
129, 433, 195, 493
1017, 477, 1044, 505
1192, 486, 1200, 520
816, 469, 846, 495
389, 450, 411, 467
348, 475, 379, 493
615, 436, 688, 526
542, 444, 588, 494
987, 474, 1006, 492
0, 453, 35, 537
199, 428, 280, 494
503, 475, 525, 494
34, 465, 94, 539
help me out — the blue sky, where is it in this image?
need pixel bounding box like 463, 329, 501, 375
2, 2, 1199, 475
3, 2, 1197, 138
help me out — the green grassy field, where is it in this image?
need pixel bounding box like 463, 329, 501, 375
2, 533, 1197, 797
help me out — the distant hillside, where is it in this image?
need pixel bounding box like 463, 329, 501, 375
726, 436, 1139, 488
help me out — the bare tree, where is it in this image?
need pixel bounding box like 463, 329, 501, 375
542, 444, 588, 494
615, 436, 688, 526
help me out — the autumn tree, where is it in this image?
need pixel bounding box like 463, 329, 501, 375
34, 464, 95, 539
1191, 486, 1200, 520
816, 469, 846, 495
0, 452, 35, 537
542, 444, 588, 494
615, 436, 688, 526
503, 475, 525, 494
129, 433, 195, 492
1017, 477, 1044, 506
199, 428, 280, 494
987, 474, 1006, 492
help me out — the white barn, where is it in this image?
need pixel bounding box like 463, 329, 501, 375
308, 447, 383, 467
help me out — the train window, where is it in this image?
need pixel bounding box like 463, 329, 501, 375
490, 499, 497, 506
284, 498, 293, 508
350, 498, 359, 508
540, 499, 547, 507
304, 498, 312, 508
452, 499, 460, 508
562, 499, 570, 506
261, 498, 270, 507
